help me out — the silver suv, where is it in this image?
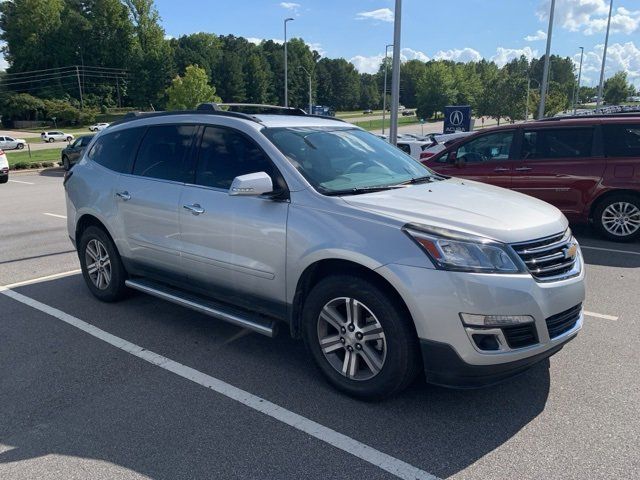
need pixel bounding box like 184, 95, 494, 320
65, 104, 585, 399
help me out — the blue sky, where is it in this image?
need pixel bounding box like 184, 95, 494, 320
156, 0, 640, 87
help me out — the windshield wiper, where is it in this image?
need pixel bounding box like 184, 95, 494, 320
395, 175, 436, 186
324, 185, 406, 196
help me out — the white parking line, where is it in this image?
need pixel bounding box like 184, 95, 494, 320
584, 311, 618, 321
0, 285, 437, 480
43, 212, 67, 219
1, 269, 81, 290
581, 245, 640, 256
8, 179, 34, 185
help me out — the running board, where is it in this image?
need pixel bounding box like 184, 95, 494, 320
125, 279, 276, 337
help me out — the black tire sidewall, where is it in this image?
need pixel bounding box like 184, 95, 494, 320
62, 156, 70, 171
0, 175, 8, 184
79, 226, 128, 301
594, 194, 640, 242
302, 275, 419, 400
17, 143, 24, 149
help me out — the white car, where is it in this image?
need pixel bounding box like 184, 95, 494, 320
41, 131, 74, 143
397, 139, 431, 160
89, 123, 110, 132
419, 131, 475, 161
0, 149, 9, 184
0, 136, 27, 150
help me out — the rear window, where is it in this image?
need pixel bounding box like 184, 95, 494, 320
603, 124, 640, 158
87, 127, 145, 173
522, 128, 594, 159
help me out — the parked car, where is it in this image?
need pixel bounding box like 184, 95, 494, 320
65, 103, 584, 399
362, 109, 373, 114
419, 131, 475, 161
401, 110, 415, 116
41, 131, 74, 143
422, 115, 640, 241
396, 139, 431, 160
89, 123, 110, 132
61, 135, 94, 170
0, 135, 27, 150
0, 149, 8, 184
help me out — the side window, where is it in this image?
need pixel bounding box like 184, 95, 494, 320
133, 125, 196, 182
522, 128, 594, 159
87, 127, 145, 173
195, 126, 278, 190
603, 124, 640, 157
451, 131, 514, 163
397, 143, 411, 155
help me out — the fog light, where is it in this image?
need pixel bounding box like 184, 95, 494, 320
472, 333, 500, 351
460, 313, 534, 327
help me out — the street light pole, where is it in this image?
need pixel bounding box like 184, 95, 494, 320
299, 66, 312, 114
597, 0, 613, 108
526, 78, 540, 122
389, 0, 402, 146
284, 17, 294, 107
573, 47, 584, 113
538, 0, 556, 119
381, 43, 393, 135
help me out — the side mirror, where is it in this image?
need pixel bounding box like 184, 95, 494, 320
229, 171, 273, 196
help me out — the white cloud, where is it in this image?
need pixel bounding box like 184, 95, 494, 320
350, 54, 385, 74
0, 42, 7, 70
574, 41, 640, 87
306, 42, 326, 57
524, 29, 547, 41
537, 0, 640, 35
492, 46, 538, 67
279, 2, 300, 10
247, 37, 284, 45
434, 47, 482, 63
355, 8, 394, 23
401, 48, 429, 62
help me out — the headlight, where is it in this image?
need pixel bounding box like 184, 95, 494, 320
403, 224, 525, 273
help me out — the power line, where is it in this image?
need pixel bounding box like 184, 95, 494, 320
1, 72, 128, 87
1, 64, 129, 77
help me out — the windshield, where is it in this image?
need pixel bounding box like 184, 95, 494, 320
262, 127, 436, 195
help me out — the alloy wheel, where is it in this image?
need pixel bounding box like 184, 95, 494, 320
85, 239, 112, 290
317, 297, 387, 381
601, 202, 640, 237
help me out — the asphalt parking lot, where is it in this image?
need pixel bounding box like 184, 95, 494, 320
1, 170, 639, 480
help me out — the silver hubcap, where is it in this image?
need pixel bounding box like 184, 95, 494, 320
85, 239, 111, 290
317, 297, 387, 381
602, 202, 640, 237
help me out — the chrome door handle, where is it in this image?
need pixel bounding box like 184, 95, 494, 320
115, 191, 131, 201
515, 167, 532, 172
494, 167, 510, 172
183, 203, 205, 215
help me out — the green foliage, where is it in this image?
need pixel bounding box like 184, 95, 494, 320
604, 71, 634, 105
165, 65, 220, 110
416, 62, 456, 120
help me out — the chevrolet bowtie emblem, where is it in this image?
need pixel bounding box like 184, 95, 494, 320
564, 244, 578, 259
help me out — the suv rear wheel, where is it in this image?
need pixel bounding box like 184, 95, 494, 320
302, 275, 420, 400
594, 194, 640, 241
79, 226, 128, 301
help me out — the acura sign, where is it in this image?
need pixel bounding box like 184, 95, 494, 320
443, 105, 472, 133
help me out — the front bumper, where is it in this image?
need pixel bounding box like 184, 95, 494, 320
376, 253, 585, 387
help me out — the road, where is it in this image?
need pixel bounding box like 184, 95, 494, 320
1, 171, 639, 480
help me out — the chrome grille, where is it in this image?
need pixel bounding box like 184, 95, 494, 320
511, 230, 580, 282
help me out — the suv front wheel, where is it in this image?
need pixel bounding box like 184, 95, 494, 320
594, 194, 640, 241
303, 275, 420, 400
79, 226, 129, 301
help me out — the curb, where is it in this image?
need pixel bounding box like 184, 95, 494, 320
10, 166, 65, 175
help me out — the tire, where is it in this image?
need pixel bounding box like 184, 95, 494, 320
78, 226, 129, 302
593, 194, 640, 242
17, 143, 24, 150
0, 175, 8, 184
66, 137, 72, 142
62, 155, 70, 171
302, 274, 420, 400
48, 137, 55, 143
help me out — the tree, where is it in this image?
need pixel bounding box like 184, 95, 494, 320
244, 54, 270, 104
165, 65, 220, 110
415, 62, 456, 119
604, 71, 633, 105
359, 73, 380, 110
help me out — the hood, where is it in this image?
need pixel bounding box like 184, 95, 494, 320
342, 178, 568, 244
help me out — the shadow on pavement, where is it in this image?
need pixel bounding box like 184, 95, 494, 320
38, 168, 65, 178
0, 275, 552, 479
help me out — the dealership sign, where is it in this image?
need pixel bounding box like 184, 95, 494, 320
443, 105, 472, 133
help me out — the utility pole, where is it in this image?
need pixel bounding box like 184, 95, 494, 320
389, 0, 402, 145
299, 66, 312, 113
597, 0, 613, 107
284, 17, 294, 107
381, 43, 393, 135
573, 47, 584, 113
116, 76, 122, 108
75, 65, 84, 109
538, 0, 555, 119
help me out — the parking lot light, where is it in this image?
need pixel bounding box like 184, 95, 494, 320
284, 17, 295, 108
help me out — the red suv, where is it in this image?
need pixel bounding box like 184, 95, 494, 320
422, 116, 640, 241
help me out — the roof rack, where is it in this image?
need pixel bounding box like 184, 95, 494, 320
110, 108, 263, 127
